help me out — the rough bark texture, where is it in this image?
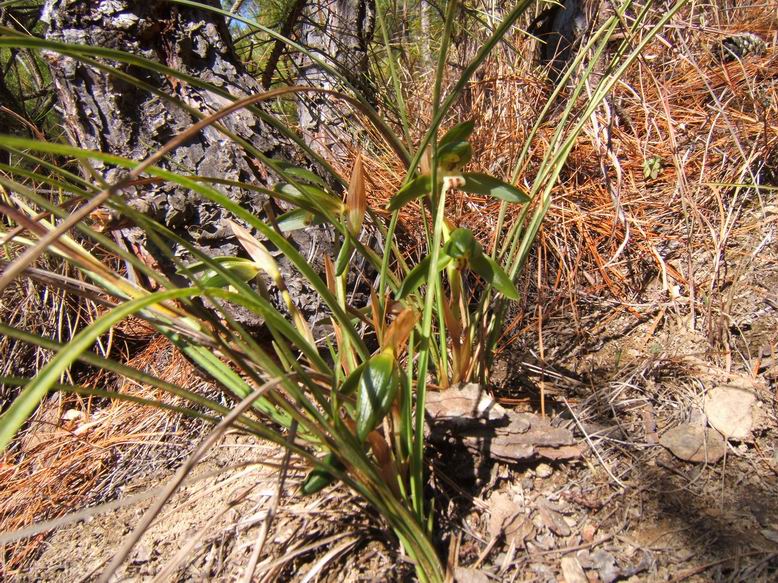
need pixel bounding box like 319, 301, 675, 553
295, 0, 375, 160
41, 0, 338, 327
536, 0, 592, 81
43, 0, 277, 231
425, 384, 583, 463
260, 0, 307, 90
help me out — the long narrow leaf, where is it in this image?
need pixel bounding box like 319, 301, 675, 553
460, 173, 529, 203
0, 136, 371, 359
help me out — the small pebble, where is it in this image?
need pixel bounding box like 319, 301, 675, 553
61, 409, 84, 422
582, 523, 597, 542
560, 556, 587, 583
535, 463, 553, 478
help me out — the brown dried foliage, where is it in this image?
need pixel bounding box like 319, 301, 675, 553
0, 334, 208, 573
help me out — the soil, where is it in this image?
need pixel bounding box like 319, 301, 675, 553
19, 432, 407, 582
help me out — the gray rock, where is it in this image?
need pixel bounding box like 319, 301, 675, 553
704, 386, 756, 440
659, 424, 726, 463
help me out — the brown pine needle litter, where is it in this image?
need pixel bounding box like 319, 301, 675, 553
0, 334, 212, 573
1, 1, 777, 578
348, 4, 777, 355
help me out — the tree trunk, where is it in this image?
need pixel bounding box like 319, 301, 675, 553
537, 0, 591, 82
419, 0, 431, 71
295, 0, 375, 161
41, 0, 338, 327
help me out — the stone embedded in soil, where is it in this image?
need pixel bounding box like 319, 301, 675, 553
425, 383, 509, 426
535, 463, 553, 478
426, 384, 583, 462
454, 567, 490, 583
581, 523, 597, 543
537, 503, 570, 536
704, 385, 756, 440
659, 424, 726, 463
530, 563, 555, 580
131, 542, 153, 564
560, 556, 588, 583
487, 491, 534, 545
589, 549, 620, 583
688, 407, 707, 427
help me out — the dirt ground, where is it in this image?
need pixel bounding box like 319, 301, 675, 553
18, 433, 410, 582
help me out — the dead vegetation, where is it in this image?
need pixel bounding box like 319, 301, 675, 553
0, 334, 211, 574
1, 1, 778, 581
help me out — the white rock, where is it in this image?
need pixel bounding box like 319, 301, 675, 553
704, 386, 756, 440
560, 556, 587, 583
455, 567, 490, 583
535, 463, 553, 478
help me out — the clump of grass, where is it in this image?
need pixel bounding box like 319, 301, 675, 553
0, 0, 690, 580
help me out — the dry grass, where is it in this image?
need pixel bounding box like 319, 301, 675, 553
0, 334, 210, 574
0, 265, 93, 399
349, 2, 777, 356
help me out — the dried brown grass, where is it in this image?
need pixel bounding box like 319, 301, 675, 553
0, 333, 210, 574
349, 3, 777, 354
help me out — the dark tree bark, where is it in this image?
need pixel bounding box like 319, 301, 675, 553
40, 0, 340, 326
295, 0, 375, 160
260, 0, 307, 89
43, 0, 282, 248
534, 0, 592, 82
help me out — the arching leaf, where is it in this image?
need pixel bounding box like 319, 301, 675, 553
387, 174, 432, 211
460, 173, 529, 203
469, 253, 519, 299
355, 348, 400, 442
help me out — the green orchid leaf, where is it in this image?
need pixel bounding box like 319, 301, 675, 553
302, 452, 345, 495
442, 228, 480, 263
460, 173, 529, 203
387, 174, 432, 211
355, 348, 400, 442
177, 256, 246, 274
469, 253, 519, 299
339, 361, 367, 397
276, 208, 324, 232
437, 141, 473, 172
276, 183, 344, 215
275, 161, 328, 187
335, 236, 354, 276
177, 257, 260, 288
438, 119, 475, 149
396, 254, 452, 299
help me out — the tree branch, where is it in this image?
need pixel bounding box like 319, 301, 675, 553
261, 0, 307, 89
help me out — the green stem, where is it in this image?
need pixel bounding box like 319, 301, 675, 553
411, 183, 448, 521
